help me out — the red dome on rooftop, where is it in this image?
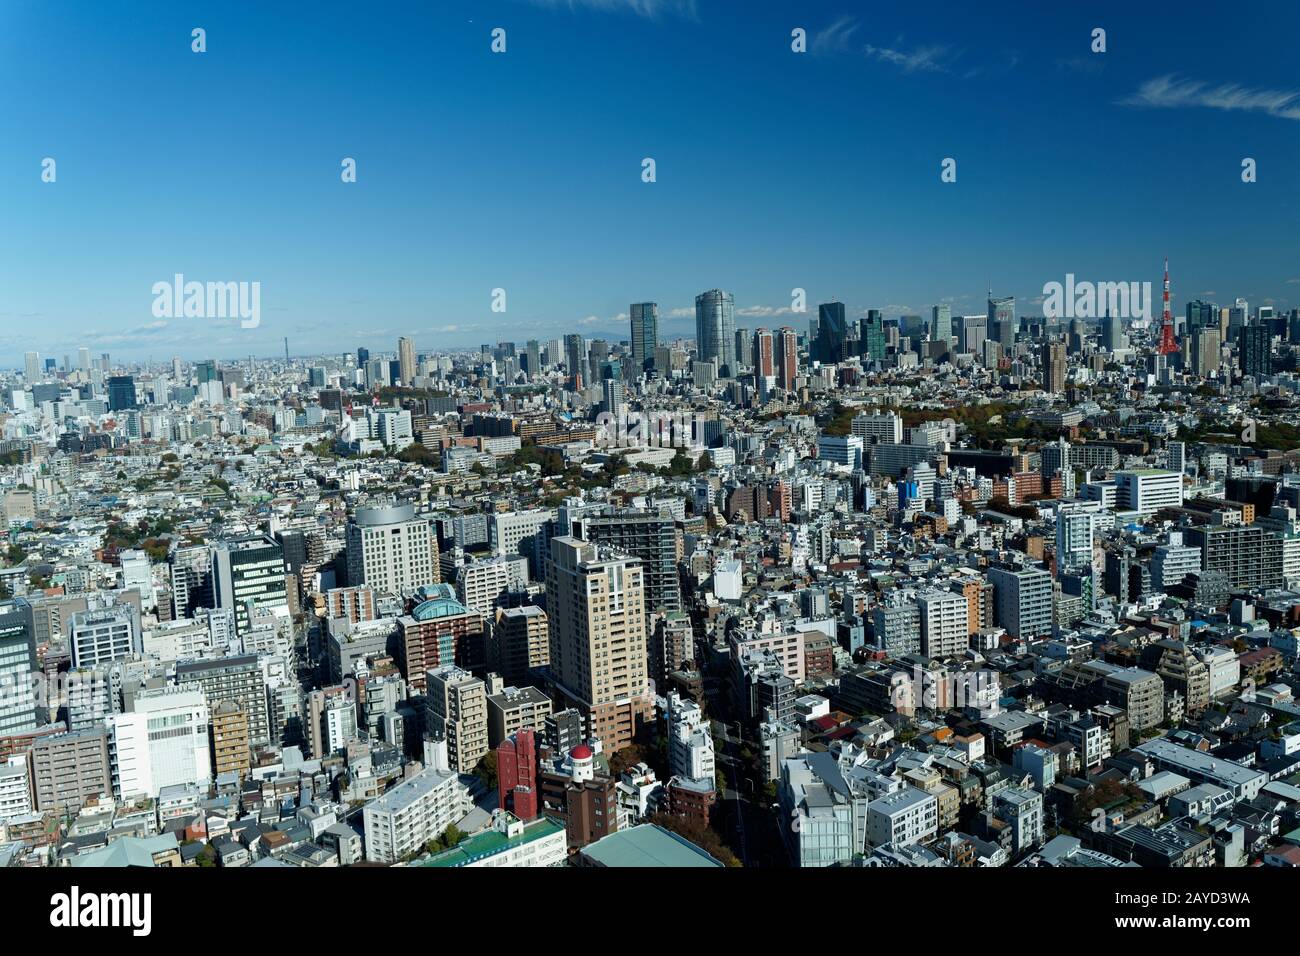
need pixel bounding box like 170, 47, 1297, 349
571, 744, 593, 761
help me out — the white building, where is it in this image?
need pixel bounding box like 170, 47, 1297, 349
345, 503, 438, 596
362, 756, 472, 864
665, 692, 715, 782
866, 786, 938, 849
108, 687, 211, 800
455, 555, 530, 616
851, 410, 903, 444
1115, 469, 1183, 515
916, 589, 969, 660
0, 758, 33, 822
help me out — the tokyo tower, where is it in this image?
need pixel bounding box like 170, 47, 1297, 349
1157, 257, 1179, 355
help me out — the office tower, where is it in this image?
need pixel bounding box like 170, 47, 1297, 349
859, 311, 886, 362
497, 729, 539, 821
545, 536, 649, 752
397, 585, 487, 691
815, 301, 848, 364
601, 378, 627, 419
398, 336, 417, 384
1239, 324, 1272, 379
588, 339, 610, 384
572, 511, 682, 613
1186, 299, 1216, 335
345, 503, 439, 594
212, 535, 288, 636
23, 352, 40, 382
734, 327, 752, 372
425, 665, 488, 772
988, 295, 1016, 348
1041, 340, 1067, 394
492, 606, 550, 687
1115, 469, 1183, 514
988, 565, 1053, 638
931, 304, 952, 343
1101, 309, 1127, 352
489, 508, 556, 577
106, 375, 137, 411
525, 339, 542, 378
0, 599, 38, 736
957, 314, 987, 354
1191, 326, 1221, 377
630, 303, 658, 373
69, 604, 140, 669
108, 687, 211, 800
752, 328, 775, 380
564, 334, 586, 389
916, 589, 969, 659
195, 359, 218, 384
694, 289, 736, 377
77, 347, 91, 371
356, 347, 370, 370
176, 653, 272, 748
776, 326, 798, 390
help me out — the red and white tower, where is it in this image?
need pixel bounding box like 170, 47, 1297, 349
1157, 256, 1179, 355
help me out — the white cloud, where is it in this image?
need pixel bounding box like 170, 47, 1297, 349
864, 42, 951, 74
1121, 74, 1300, 121
812, 15, 861, 55
524, 0, 698, 20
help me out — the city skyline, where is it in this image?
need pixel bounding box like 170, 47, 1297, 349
4, 1, 1300, 363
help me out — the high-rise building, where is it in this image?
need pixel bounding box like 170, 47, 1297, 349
107, 375, 137, 411
1041, 340, 1067, 394
396, 337, 416, 385
630, 303, 658, 373
916, 589, 969, 659
988, 565, 1053, 639
345, 503, 439, 595
491, 606, 550, 687
545, 536, 650, 752
931, 304, 952, 344
1184, 524, 1283, 591
572, 511, 681, 614
0, 599, 38, 736
694, 289, 736, 377
776, 326, 799, 390
176, 653, 272, 748
988, 295, 1016, 348
1191, 326, 1221, 377
564, 334, 586, 390
425, 665, 488, 773
1114, 470, 1183, 515
752, 328, 775, 380
23, 352, 41, 382
815, 301, 848, 364
859, 311, 886, 362
1239, 324, 1272, 379
397, 585, 487, 691
212, 535, 288, 636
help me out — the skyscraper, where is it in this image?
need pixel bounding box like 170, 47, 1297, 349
752, 328, 775, 379
629, 302, 658, 373
0, 599, 38, 736
24, 352, 40, 381
107, 375, 137, 411
815, 301, 848, 364
564, 334, 586, 390
212, 535, 289, 636
1240, 324, 1272, 379
545, 536, 649, 752
1041, 340, 1067, 394
931, 304, 952, 344
988, 295, 1016, 349
859, 311, 886, 362
694, 289, 736, 377
776, 326, 799, 391
346, 503, 439, 594
398, 336, 417, 385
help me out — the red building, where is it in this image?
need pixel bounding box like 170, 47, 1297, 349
497, 730, 538, 822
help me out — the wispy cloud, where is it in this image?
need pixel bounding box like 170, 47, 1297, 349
524, 0, 698, 20
736, 305, 795, 318
863, 41, 951, 75
811, 15, 861, 55
1121, 74, 1300, 121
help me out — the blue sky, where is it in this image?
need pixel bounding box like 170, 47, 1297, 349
2, 0, 1299, 364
